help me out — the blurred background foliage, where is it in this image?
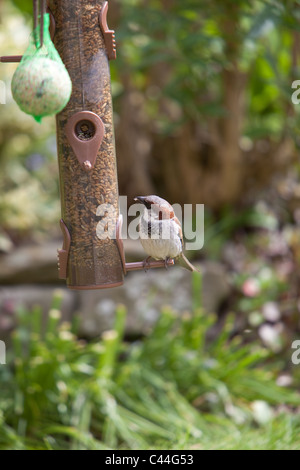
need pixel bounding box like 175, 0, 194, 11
1, 0, 299, 329
2, 0, 300, 223
0, 0, 300, 450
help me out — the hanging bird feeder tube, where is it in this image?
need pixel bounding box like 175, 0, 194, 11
47, 0, 124, 289
1, 0, 175, 290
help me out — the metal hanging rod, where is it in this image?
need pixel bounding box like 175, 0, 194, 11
33, 0, 46, 48
1, 0, 49, 63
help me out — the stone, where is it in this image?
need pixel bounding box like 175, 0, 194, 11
79, 262, 230, 338
202, 262, 230, 313
0, 242, 230, 339
0, 242, 64, 285
78, 267, 192, 337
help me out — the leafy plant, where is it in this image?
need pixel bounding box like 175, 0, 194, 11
0, 275, 299, 450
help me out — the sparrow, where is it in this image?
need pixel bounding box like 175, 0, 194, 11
134, 195, 199, 272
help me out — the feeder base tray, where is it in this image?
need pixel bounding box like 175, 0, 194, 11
68, 281, 124, 290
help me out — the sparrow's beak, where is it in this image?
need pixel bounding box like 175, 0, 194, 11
134, 196, 146, 204
134, 196, 152, 210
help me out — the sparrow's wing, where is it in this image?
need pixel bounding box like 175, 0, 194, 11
173, 216, 184, 248
173, 216, 200, 272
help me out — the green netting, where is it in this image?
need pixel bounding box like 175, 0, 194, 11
11, 14, 72, 123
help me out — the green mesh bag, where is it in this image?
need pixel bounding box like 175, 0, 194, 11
12, 14, 72, 123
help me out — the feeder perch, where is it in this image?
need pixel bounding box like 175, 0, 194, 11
1, 0, 175, 289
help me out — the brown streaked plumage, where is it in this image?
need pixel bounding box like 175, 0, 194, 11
134, 195, 199, 272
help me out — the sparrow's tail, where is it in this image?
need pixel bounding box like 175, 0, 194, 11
180, 253, 200, 272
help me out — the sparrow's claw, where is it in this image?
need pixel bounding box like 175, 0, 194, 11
164, 257, 171, 270
143, 256, 152, 272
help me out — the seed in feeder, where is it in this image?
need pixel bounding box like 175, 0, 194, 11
75, 120, 96, 141
83, 160, 92, 171
11, 57, 72, 121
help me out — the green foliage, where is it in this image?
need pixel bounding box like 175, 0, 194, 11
113, 0, 300, 136
0, 276, 299, 450
3, 0, 300, 240
11, 0, 33, 16
0, 3, 59, 240
204, 204, 279, 259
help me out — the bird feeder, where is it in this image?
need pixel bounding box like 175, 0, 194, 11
1, 0, 174, 290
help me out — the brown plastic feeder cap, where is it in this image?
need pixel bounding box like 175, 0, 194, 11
65, 111, 105, 171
